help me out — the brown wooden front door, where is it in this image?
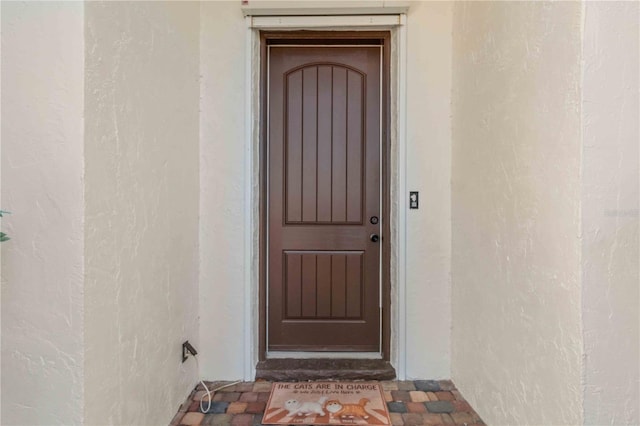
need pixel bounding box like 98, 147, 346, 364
268, 44, 382, 352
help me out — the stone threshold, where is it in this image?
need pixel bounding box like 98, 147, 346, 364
255, 358, 396, 381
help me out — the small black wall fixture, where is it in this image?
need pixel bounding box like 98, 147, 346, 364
182, 341, 198, 363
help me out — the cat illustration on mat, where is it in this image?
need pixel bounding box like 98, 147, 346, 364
283, 396, 371, 421
284, 396, 328, 417
325, 398, 370, 420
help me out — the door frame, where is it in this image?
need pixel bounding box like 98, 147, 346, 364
243, 15, 409, 380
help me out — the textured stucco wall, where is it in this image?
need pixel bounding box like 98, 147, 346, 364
405, 0, 452, 379
84, 2, 200, 425
581, 2, 640, 424
451, 2, 584, 425
199, 1, 248, 380
199, 0, 453, 380
1, 2, 85, 424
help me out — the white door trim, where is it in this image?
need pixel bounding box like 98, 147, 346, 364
250, 14, 401, 28
243, 14, 408, 380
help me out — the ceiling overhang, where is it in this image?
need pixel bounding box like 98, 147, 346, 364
242, 1, 410, 17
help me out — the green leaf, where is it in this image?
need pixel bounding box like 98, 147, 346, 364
0, 232, 9, 242
0, 210, 10, 217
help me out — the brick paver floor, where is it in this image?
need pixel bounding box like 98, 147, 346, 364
170, 380, 485, 426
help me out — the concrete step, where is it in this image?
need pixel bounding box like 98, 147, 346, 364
255, 358, 396, 381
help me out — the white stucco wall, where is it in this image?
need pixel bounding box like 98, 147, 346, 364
199, 1, 248, 381
84, 2, 200, 425
199, 1, 453, 380
451, 2, 584, 425
405, 1, 452, 379
1, 2, 85, 424
581, 2, 640, 424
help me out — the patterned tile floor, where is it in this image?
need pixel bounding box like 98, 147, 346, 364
170, 380, 485, 426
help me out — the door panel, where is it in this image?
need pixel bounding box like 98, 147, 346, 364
282, 251, 364, 320
284, 65, 366, 225
268, 46, 381, 351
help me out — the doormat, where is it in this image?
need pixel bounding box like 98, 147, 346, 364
262, 382, 391, 425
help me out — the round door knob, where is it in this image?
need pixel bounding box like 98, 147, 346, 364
370, 234, 380, 243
